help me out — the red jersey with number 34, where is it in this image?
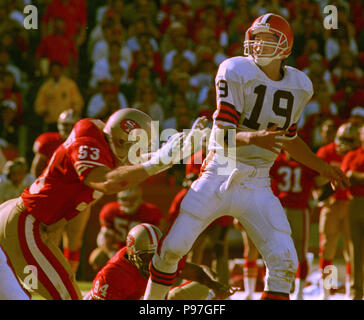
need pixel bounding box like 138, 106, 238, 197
91, 247, 186, 300
270, 152, 318, 209
22, 119, 115, 225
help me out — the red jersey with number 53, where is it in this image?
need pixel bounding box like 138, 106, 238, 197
99, 201, 163, 248
21, 119, 115, 225
270, 152, 318, 209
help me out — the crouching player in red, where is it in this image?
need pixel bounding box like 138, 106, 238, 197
85, 223, 235, 300
89, 185, 163, 272
270, 150, 319, 299
0, 108, 207, 299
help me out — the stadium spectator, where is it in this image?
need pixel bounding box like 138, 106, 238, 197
324, 26, 358, 65
132, 83, 164, 124
163, 92, 193, 130
332, 73, 364, 119
41, 0, 87, 47
0, 157, 35, 204
0, 47, 25, 91
126, 18, 159, 53
163, 33, 196, 72
36, 16, 78, 76
0, 100, 19, 149
158, 0, 192, 37
86, 80, 127, 121
91, 23, 132, 69
129, 41, 165, 84
1, 71, 23, 120
302, 54, 334, 94
90, 41, 129, 89
34, 61, 84, 131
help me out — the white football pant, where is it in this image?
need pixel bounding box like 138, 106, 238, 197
150, 164, 298, 295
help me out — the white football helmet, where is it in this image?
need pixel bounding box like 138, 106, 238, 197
335, 122, 360, 155
57, 109, 80, 140
117, 185, 143, 214
103, 108, 152, 163
126, 223, 163, 278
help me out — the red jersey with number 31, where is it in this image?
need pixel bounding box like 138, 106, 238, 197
22, 119, 115, 225
270, 152, 318, 209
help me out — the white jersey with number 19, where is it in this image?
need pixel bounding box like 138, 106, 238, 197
208, 56, 313, 168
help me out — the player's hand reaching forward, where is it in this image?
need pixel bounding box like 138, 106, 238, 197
320, 163, 351, 190
211, 281, 239, 300
237, 124, 286, 154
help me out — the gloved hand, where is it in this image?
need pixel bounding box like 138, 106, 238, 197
142, 132, 185, 176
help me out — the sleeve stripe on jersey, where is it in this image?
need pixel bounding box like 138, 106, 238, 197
216, 114, 239, 127
219, 101, 241, 118
288, 123, 297, 132
74, 160, 107, 167
216, 102, 241, 126
76, 165, 94, 175
218, 107, 240, 123
285, 123, 298, 137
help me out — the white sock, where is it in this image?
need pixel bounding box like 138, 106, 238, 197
294, 278, 305, 297
144, 278, 171, 300
320, 279, 330, 300
244, 277, 256, 296
345, 275, 351, 297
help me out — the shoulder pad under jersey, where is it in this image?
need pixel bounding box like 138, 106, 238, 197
284, 66, 313, 94
216, 56, 259, 83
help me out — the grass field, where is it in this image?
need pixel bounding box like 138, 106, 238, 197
31, 281, 93, 300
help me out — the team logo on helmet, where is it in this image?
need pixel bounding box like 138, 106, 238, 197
126, 234, 135, 248
120, 119, 141, 134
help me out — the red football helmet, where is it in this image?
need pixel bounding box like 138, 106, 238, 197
244, 13, 294, 66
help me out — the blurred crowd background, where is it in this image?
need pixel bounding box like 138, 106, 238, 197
0, 0, 363, 281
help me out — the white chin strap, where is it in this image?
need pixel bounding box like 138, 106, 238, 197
253, 55, 278, 67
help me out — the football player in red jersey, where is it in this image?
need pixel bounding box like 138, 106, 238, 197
89, 184, 163, 271
341, 124, 364, 300
30, 109, 87, 274
144, 13, 350, 301
85, 223, 234, 300
0, 108, 207, 299
31, 109, 80, 177
316, 122, 360, 299
270, 150, 320, 299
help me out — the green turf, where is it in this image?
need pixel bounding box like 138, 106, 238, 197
31, 281, 93, 300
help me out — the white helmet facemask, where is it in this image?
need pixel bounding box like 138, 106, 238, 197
244, 26, 289, 67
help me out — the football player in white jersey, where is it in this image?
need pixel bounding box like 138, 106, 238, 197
144, 13, 350, 300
